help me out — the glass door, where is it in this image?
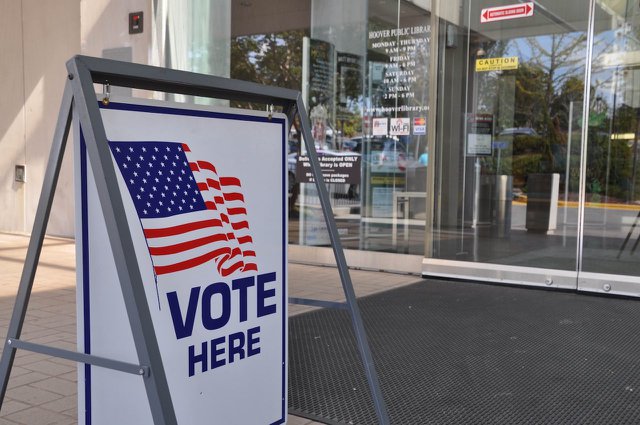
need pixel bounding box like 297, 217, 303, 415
427, 0, 590, 289
428, 0, 640, 295
579, 0, 640, 295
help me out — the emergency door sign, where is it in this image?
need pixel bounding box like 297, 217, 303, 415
75, 98, 288, 424
481, 2, 534, 23
466, 113, 493, 156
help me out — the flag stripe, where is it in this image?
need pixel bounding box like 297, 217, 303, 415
143, 218, 222, 238
231, 221, 249, 231
197, 161, 217, 173
243, 263, 258, 272
148, 233, 228, 256
207, 178, 221, 190
219, 256, 244, 276
220, 262, 244, 277
224, 192, 244, 202
154, 247, 230, 275
227, 207, 247, 215
220, 177, 241, 186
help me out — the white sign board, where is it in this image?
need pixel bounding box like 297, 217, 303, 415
413, 117, 427, 135
389, 117, 410, 136
466, 113, 493, 156
372, 117, 388, 136
75, 98, 288, 424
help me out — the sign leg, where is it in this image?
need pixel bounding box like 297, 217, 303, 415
68, 57, 178, 425
294, 96, 391, 425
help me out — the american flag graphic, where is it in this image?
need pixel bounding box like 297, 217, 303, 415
108, 141, 257, 278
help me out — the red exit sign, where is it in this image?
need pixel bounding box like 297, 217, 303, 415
481, 2, 534, 23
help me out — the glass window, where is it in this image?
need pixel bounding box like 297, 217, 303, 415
294, 1, 431, 254
151, 0, 432, 257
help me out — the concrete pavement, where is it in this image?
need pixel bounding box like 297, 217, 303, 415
0, 232, 419, 424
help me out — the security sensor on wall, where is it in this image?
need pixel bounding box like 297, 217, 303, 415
15, 165, 25, 183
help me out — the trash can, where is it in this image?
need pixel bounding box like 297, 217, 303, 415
526, 173, 559, 233
478, 175, 512, 237
493, 175, 512, 238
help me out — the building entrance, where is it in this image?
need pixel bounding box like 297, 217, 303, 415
427, 0, 640, 296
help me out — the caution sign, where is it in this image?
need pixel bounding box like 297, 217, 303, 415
476, 57, 519, 72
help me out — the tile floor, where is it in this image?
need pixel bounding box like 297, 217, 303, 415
0, 233, 420, 424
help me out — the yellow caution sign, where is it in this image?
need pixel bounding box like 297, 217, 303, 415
475, 57, 519, 72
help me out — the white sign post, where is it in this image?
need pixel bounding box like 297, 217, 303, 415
76, 98, 288, 424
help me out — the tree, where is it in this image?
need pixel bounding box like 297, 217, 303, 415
231, 31, 305, 89
230, 30, 306, 108
476, 32, 591, 190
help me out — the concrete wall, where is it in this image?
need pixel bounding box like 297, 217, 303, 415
0, 1, 27, 233
231, 0, 310, 37
0, 0, 80, 237
81, 0, 151, 65
0, 0, 152, 238
23, 0, 81, 238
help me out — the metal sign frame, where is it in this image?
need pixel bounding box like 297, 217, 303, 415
0, 55, 390, 425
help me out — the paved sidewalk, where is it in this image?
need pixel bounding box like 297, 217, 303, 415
0, 233, 419, 424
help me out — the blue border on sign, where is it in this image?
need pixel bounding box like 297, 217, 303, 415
80, 132, 92, 425
279, 116, 287, 425
81, 100, 288, 424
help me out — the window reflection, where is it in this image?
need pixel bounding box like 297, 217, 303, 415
227, 1, 432, 255
582, 0, 640, 276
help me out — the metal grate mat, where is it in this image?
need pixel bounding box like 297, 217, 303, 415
289, 279, 640, 424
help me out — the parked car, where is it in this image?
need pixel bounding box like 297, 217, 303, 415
346, 136, 410, 172
498, 127, 538, 137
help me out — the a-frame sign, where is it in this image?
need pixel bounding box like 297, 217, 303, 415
0, 56, 390, 424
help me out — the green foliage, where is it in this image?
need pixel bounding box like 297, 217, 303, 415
338, 103, 363, 138
230, 30, 307, 108
509, 63, 548, 132
585, 130, 633, 201
552, 76, 584, 129
477, 32, 640, 202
